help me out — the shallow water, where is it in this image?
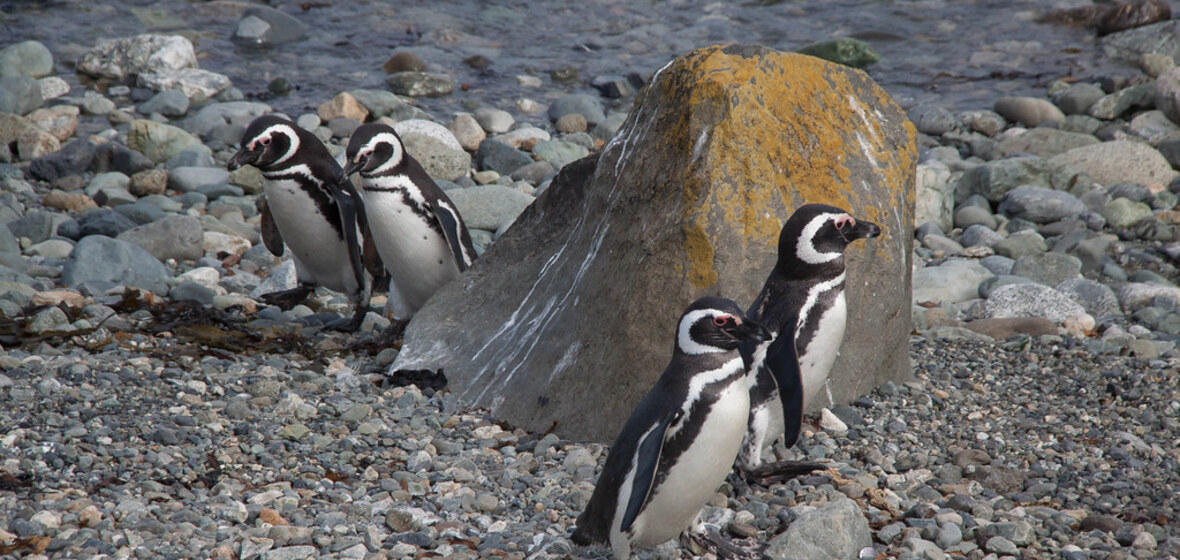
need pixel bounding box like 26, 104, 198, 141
1, 0, 1136, 120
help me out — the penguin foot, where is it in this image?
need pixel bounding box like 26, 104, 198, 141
688, 526, 769, 560
260, 286, 313, 311
743, 460, 826, 487
325, 309, 366, 333
373, 318, 409, 346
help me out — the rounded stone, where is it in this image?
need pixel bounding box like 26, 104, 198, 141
0, 41, 54, 79
547, 93, 606, 127
393, 119, 471, 181
908, 103, 958, 135
994, 96, 1065, 126
954, 205, 997, 229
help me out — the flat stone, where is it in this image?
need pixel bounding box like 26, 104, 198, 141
984, 283, 1087, 322
965, 317, 1058, 338
116, 215, 204, 262
1051, 140, 1178, 190
995, 128, 1099, 158
1010, 252, 1083, 286
913, 259, 994, 305
137, 68, 231, 104
385, 72, 453, 97
997, 185, 1085, 223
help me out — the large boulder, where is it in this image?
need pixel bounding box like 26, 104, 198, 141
392, 44, 917, 441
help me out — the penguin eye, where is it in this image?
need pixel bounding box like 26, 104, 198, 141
258, 136, 271, 147
834, 215, 855, 230
713, 316, 730, 327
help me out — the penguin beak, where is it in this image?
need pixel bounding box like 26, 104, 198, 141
848, 219, 881, 241
343, 157, 365, 178
227, 148, 259, 171
736, 319, 772, 343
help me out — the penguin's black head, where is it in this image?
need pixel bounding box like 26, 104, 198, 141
676, 296, 771, 355
344, 123, 406, 178
776, 203, 880, 273
228, 115, 303, 172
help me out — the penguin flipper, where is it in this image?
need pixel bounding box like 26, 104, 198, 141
621, 409, 681, 533
432, 199, 475, 272
326, 178, 369, 299
259, 198, 285, 257
766, 322, 804, 449
361, 220, 388, 283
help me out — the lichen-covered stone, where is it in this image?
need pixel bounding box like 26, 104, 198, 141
392, 44, 916, 440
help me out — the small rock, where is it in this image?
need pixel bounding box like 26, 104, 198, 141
797, 38, 880, 68
547, 93, 606, 127
317, 91, 368, 123
994, 96, 1065, 126
383, 51, 427, 74
139, 89, 190, 118
908, 104, 958, 135
448, 113, 485, 152
385, 72, 454, 97
473, 107, 514, 134
231, 6, 308, 46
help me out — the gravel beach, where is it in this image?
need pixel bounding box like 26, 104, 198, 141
3, 1, 1180, 559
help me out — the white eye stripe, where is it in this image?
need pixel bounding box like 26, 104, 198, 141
677, 309, 728, 355
357, 132, 404, 175
795, 212, 846, 264
251, 123, 300, 166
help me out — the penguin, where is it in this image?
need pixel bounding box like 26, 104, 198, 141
737, 204, 880, 484
342, 123, 476, 322
227, 115, 372, 332
572, 297, 771, 560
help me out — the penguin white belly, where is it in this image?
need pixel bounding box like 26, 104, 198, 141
264, 180, 358, 295
364, 191, 460, 317
798, 292, 846, 408
625, 383, 750, 549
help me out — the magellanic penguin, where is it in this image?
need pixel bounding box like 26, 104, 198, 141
737, 203, 880, 484
572, 297, 771, 560
228, 115, 372, 332
343, 123, 476, 322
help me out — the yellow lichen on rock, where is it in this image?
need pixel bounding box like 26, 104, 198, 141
645, 44, 917, 288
